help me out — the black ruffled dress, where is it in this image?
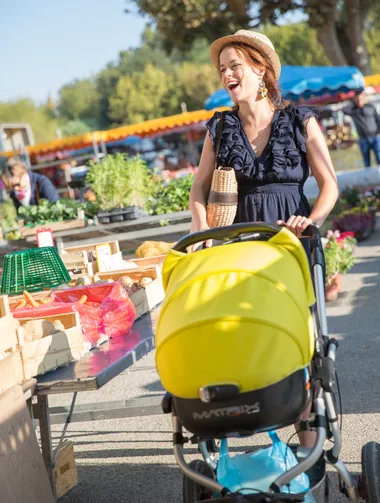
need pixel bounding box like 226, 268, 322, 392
206, 104, 319, 225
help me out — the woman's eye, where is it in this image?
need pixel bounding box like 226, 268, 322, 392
233, 64, 240, 68
221, 68, 226, 73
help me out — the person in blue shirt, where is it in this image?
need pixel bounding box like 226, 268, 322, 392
1, 158, 59, 212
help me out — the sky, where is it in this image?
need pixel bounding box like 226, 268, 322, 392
1, 0, 147, 103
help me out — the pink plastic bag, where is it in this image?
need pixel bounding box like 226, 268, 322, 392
12, 283, 136, 344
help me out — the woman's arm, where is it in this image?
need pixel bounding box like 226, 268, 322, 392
277, 117, 338, 237
306, 117, 339, 225
189, 132, 216, 231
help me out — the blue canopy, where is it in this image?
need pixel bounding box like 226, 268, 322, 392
204, 66, 365, 109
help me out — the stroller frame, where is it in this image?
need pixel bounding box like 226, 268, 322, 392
162, 223, 359, 503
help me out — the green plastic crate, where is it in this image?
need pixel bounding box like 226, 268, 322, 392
1, 246, 71, 295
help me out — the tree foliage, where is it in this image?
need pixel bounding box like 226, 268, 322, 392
0, 99, 60, 144
126, 0, 378, 74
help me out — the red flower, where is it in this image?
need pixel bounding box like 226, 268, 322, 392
336, 231, 355, 242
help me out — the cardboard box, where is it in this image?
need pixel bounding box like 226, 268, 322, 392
54, 441, 78, 499
0, 385, 54, 502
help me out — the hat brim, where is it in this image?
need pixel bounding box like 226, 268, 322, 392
210, 34, 281, 80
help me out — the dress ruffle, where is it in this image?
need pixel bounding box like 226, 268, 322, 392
205, 105, 319, 179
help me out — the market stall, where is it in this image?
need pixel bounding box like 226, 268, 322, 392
204, 65, 366, 109
0, 235, 170, 500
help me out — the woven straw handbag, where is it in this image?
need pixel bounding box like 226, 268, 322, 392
191, 112, 238, 232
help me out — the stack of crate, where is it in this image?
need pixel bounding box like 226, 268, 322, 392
0, 295, 24, 395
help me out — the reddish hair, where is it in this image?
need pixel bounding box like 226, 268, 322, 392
219, 42, 287, 109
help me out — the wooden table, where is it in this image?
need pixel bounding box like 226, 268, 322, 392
33, 308, 162, 501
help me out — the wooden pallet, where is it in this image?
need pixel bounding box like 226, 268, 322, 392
0, 295, 24, 395
17, 311, 87, 380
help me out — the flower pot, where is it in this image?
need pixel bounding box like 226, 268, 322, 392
335, 272, 342, 292
325, 273, 341, 302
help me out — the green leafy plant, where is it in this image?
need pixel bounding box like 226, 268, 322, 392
85, 154, 151, 211
147, 174, 193, 215
0, 199, 18, 229
323, 230, 356, 284
18, 198, 91, 225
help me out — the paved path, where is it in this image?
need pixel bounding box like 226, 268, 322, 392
53, 229, 380, 503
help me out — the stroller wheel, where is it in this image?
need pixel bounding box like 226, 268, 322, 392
183, 459, 214, 502
361, 442, 380, 502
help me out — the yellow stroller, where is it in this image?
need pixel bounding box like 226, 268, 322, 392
155, 223, 360, 503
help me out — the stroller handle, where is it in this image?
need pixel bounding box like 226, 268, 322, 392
173, 222, 321, 253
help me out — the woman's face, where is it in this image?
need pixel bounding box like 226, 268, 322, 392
9, 169, 29, 191
219, 47, 262, 104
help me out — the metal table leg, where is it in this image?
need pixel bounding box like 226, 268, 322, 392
37, 394, 57, 501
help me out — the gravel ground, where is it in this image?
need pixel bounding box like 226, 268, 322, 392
50, 229, 380, 503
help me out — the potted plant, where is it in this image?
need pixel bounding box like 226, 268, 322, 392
85, 154, 151, 223
333, 207, 375, 241
323, 231, 356, 301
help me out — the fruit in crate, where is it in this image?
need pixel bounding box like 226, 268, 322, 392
135, 241, 175, 258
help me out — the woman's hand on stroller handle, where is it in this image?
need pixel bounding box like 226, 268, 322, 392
276, 216, 315, 239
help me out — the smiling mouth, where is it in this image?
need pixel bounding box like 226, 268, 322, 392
227, 82, 239, 91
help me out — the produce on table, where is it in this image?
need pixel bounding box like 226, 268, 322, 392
139, 277, 153, 287
136, 240, 174, 258
23, 290, 39, 307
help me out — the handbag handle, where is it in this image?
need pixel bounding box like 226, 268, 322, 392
214, 111, 224, 169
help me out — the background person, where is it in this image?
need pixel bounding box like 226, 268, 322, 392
342, 91, 380, 168
1, 158, 59, 212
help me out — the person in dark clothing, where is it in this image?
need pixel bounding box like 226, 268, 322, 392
1, 158, 59, 212
342, 91, 380, 168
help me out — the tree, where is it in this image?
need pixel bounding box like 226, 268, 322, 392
0, 99, 60, 144
173, 63, 223, 111
263, 23, 329, 66
58, 79, 102, 124
126, 0, 378, 75
59, 120, 92, 138
108, 64, 175, 125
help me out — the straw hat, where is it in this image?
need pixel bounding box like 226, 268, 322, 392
210, 29, 281, 79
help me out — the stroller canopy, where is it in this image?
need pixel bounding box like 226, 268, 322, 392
156, 228, 316, 399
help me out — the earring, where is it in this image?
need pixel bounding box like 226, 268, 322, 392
259, 81, 268, 100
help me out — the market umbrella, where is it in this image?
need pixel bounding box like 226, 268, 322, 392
204, 66, 365, 109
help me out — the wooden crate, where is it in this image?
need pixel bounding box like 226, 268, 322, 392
62, 240, 121, 275
130, 254, 166, 269
60, 250, 98, 278
62, 240, 120, 256
54, 441, 78, 499
18, 311, 87, 380
0, 295, 24, 395
9, 290, 52, 309
96, 267, 165, 319
19, 210, 86, 238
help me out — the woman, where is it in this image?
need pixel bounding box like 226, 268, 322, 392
1, 158, 59, 212
190, 30, 338, 248
189, 30, 339, 447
